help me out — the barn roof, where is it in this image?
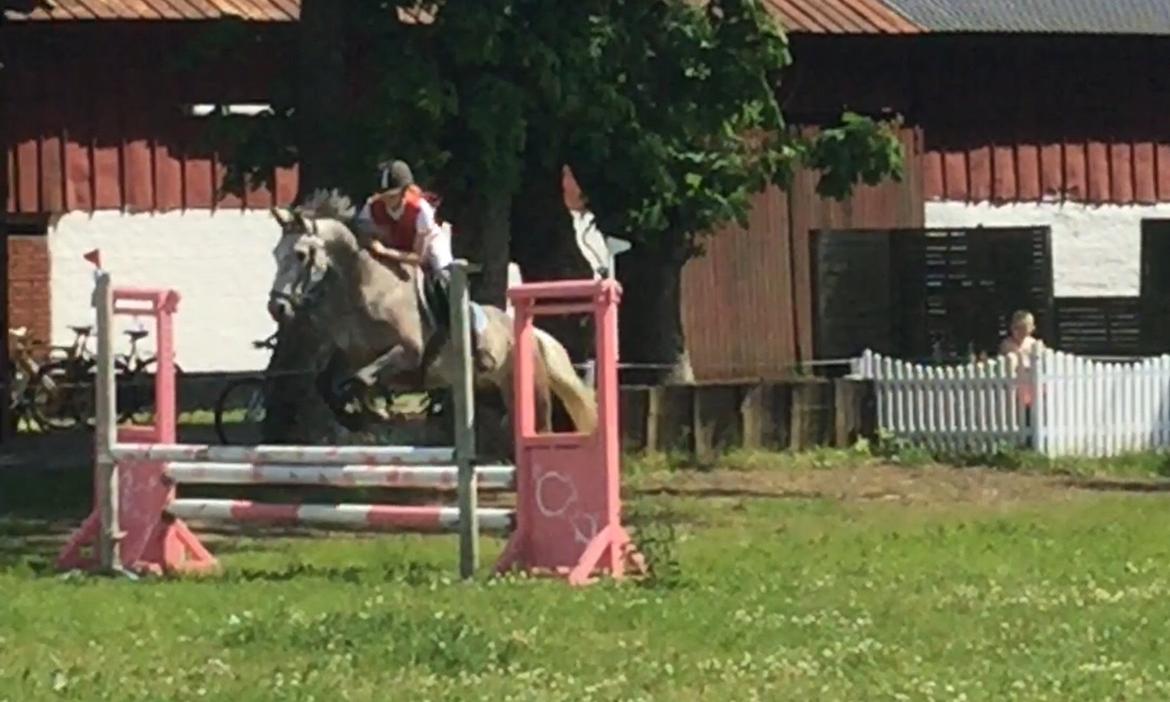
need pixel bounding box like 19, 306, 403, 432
3, 0, 922, 33
884, 0, 1170, 36
765, 0, 921, 34
2, 0, 298, 22
10, 0, 1168, 37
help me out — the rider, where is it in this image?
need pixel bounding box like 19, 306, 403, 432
354, 159, 492, 377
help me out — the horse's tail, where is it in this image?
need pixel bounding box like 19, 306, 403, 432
533, 328, 598, 435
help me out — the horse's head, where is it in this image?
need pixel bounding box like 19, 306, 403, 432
268, 207, 333, 322
268, 189, 360, 322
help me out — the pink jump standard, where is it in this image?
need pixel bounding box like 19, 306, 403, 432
55, 269, 642, 585
497, 278, 645, 585
55, 281, 217, 575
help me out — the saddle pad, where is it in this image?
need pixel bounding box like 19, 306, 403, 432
470, 302, 488, 334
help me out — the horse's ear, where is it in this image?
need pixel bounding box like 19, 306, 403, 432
270, 207, 291, 225
292, 211, 307, 228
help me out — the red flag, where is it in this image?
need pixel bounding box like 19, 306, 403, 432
82, 249, 101, 268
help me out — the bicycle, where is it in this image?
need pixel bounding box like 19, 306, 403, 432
114, 326, 186, 426
213, 333, 279, 445
31, 323, 184, 429
7, 326, 57, 432
26, 324, 100, 430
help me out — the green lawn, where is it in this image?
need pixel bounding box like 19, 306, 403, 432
3, 461, 1170, 700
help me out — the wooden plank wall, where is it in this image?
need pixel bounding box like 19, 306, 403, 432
4, 22, 298, 215
682, 126, 924, 381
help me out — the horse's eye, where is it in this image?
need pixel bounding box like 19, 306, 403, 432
295, 250, 308, 263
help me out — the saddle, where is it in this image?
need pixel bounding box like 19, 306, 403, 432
414, 268, 488, 381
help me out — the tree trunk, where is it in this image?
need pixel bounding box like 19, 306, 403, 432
510, 165, 593, 360
294, 0, 349, 199
616, 240, 694, 385
453, 193, 511, 309
259, 0, 352, 443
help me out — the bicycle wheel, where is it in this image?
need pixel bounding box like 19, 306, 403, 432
29, 358, 92, 430
214, 377, 266, 445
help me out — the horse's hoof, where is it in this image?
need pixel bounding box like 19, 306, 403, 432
334, 409, 368, 432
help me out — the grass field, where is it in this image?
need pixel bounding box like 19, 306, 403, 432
3, 454, 1170, 700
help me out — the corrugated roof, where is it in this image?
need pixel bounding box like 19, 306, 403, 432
765, 0, 922, 34
8, 0, 917, 32
4, 0, 298, 21
885, 0, 1170, 36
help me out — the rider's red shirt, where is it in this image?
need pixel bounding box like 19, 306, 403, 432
368, 185, 425, 252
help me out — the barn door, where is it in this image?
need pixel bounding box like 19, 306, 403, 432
907, 226, 1053, 359
811, 230, 895, 359
1141, 220, 1170, 353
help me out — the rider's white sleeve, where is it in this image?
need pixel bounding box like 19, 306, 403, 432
415, 199, 454, 270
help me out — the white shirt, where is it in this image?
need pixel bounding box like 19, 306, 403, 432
355, 195, 453, 272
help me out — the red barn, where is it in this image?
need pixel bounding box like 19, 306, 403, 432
8, 0, 1167, 387
2, 1, 297, 373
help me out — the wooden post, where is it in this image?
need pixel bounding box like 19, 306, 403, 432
450, 260, 478, 579
93, 272, 121, 572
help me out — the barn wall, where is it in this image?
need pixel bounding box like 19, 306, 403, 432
2, 22, 300, 372
3, 22, 298, 215
785, 34, 1170, 206
7, 235, 50, 347
926, 202, 1170, 297
916, 36, 1170, 205
50, 210, 280, 372
681, 185, 796, 380
681, 126, 924, 380
783, 34, 1170, 346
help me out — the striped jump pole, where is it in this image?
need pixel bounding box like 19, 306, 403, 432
166, 500, 514, 534
163, 463, 515, 490
57, 263, 642, 586
56, 261, 498, 578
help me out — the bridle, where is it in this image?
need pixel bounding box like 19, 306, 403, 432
270, 217, 332, 316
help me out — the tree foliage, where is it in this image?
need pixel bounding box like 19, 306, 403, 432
212, 0, 902, 243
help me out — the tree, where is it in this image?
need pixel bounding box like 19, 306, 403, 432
528, 0, 905, 380
211, 0, 903, 396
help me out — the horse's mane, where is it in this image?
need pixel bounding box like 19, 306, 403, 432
295, 188, 357, 222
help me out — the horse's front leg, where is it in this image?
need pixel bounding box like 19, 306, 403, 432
352, 343, 421, 387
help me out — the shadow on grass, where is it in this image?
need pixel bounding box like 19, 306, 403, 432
1065, 478, 1170, 494
223, 560, 445, 585
634, 486, 822, 500
0, 517, 75, 571
0, 468, 91, 519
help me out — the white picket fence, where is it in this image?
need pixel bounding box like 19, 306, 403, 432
855, 349, 1170, 458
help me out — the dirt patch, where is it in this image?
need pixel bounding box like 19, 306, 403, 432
633, 463, 1170, 505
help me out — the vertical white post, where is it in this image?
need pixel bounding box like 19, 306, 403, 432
1032, 347, 1046, 456
93, 272, 121, 572
450, 260, 478, 579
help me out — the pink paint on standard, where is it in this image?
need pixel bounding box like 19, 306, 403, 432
496, 278, 646, 585
56, 286, 217, 575
56, 275, 642, 585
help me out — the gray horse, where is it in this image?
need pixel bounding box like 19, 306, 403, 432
265, 189, 597, 436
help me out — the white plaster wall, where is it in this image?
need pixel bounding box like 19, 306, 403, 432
50, 210, 280, 373
926, 201, 1170, 297
46, 208, 607, 373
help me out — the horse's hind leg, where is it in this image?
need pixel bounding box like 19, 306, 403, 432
496, 361, 552, 436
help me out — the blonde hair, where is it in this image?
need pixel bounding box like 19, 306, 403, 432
1010, 310, 1034, 327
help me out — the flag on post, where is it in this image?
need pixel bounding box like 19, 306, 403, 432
82, 249, 102, 269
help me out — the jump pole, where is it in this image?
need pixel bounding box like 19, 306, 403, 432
450, 261, 479, 579
57, 264, 643, 585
